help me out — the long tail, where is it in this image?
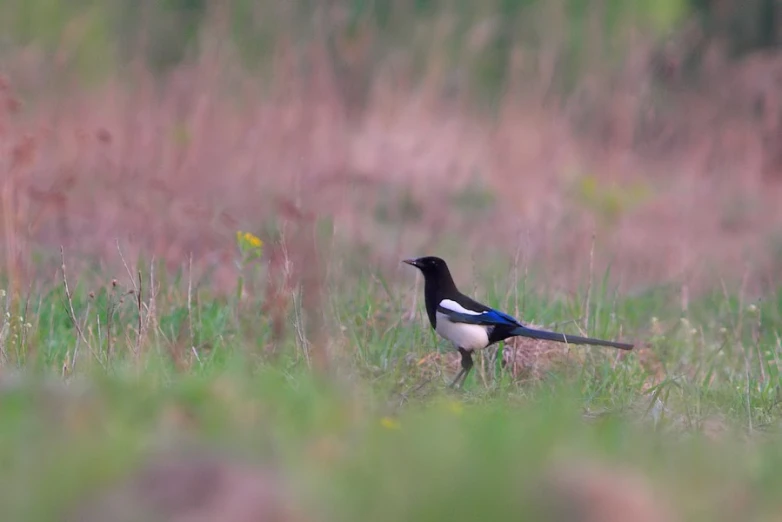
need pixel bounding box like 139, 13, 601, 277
510, 326, 633, 350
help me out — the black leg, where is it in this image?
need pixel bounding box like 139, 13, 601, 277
449, 348, 474, 389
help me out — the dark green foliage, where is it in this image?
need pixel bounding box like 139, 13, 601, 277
689, 0, 781, 57
0, 0, 695, 98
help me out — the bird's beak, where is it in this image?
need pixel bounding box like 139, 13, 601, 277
402, 258, 418, 267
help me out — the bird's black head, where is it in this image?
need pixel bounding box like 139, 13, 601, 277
403, 256, 448, 274
403, 256, 459, 298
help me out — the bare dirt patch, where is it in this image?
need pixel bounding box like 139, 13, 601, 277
66, 450, 310, 522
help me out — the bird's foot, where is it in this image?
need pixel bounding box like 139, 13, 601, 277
450, 348, 474, 390
448, 369, 466, 389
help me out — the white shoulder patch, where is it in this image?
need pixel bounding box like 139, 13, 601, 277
439, 299, 482, 315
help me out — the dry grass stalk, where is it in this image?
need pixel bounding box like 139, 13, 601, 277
60, 246, 104, 372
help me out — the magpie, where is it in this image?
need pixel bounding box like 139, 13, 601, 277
403, 256, 634, 388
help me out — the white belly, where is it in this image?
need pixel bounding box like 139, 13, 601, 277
435, 312, 490, 352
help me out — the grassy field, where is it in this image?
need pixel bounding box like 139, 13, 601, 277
4, 2, 782, 521
1, 241, 781, 522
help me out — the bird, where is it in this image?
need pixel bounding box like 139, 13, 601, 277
403, 256, 634, 388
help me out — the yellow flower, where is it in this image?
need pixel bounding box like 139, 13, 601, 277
444, 400, 464, 416
244, 232, 263, 249
236, 231, 263, 256
380, 417, 401, 430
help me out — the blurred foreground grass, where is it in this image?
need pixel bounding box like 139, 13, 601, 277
0, 253, 781, 522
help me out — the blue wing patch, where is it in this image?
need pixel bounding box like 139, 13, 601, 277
436, 305, 521, 327
482, 309, 522, 327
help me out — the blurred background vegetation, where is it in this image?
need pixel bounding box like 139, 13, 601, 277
4, 0, 782, 295
1, 0, 777, 97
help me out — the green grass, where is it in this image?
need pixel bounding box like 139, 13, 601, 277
1, 255, 782, 521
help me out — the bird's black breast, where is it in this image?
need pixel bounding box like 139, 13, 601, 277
423, 283, 439, 329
